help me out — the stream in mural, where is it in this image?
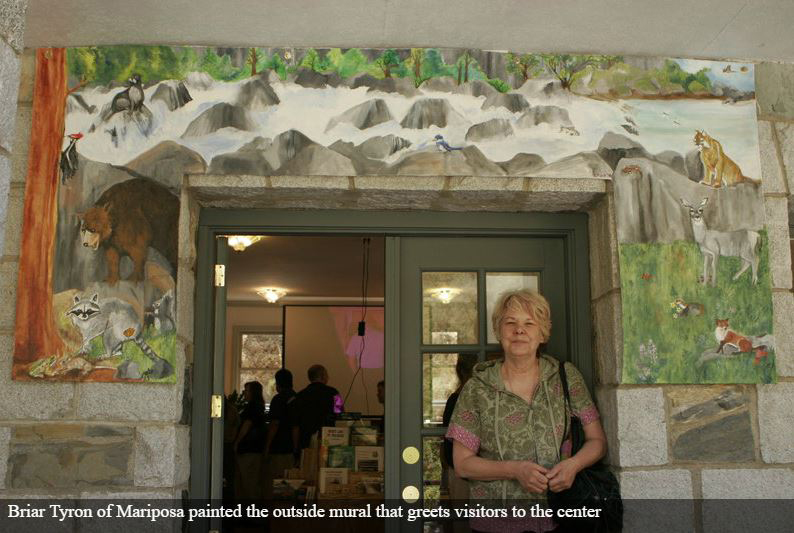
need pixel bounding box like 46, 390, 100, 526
12, 47, 771, 383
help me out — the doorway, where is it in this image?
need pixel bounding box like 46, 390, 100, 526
190, 209, 592, 531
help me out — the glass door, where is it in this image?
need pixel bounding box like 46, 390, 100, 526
398, 236, 570, 530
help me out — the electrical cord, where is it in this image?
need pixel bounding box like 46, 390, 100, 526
343, 237, 371, 413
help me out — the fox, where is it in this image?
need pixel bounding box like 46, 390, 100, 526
714, 318, 768, 364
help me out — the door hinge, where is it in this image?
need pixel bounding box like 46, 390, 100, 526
211, 395, 223, 418
214, 264, 225, 287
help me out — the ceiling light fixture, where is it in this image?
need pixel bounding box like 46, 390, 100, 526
227, 235, 264, 252
430, 287, 460, 304
256, 288, 286, 303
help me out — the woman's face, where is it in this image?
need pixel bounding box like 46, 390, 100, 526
243, 385, 252, 401
499, 306, 544, 359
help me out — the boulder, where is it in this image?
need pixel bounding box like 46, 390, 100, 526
596, 132, 653, 170
481, 92, 530, 113
261, 70, 283, 84
421, 76, 457, 92
514, 77, 566, 99
328, 140, 385, 175
236, 77, 280, 111
184, 71, 214, 91
685, 149, 705, 183
465, 118, 514, 141
150, 80, 193, 111
293, 68, 343, 88
259, 129, 320, 171
124, 141, 207, 189
654, 150, 686, 175
613, 158, 766, 244
535, 152, 612, 179
356, 135, 411, 159
279, 144, 356, 175
455, 80, 497, 98
352, 74, 418, 97
181, 103, 254, 137
388, 145, 505, 176
400, 98, 465, 129
325, 99, 394, 132
208, 137, 274, 175
499, 153, 546, 175
516, 106, 573, 129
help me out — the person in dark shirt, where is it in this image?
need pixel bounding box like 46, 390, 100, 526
291, 364, 343, 451
442, 355, 475, 506
234, 381, 266, 499
263, 369, 296, 498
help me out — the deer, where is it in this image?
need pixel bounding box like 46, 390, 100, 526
680, 197, 760, 286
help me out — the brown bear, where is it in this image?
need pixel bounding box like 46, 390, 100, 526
78, 178, 179, 285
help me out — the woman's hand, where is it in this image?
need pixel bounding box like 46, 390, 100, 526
513, 461, 549, 493
546, 458, 580, 492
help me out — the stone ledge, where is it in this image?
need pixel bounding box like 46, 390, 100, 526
187, 174, 606, 212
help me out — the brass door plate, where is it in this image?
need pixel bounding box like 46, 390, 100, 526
402, 446, 420, 464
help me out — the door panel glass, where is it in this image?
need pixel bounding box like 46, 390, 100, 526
422, 271, 478, 345
485, 272, 540, 343
422, 353, 478, 427
422, 436, 444, 505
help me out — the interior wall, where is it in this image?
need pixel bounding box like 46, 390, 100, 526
284, 306, 384, 416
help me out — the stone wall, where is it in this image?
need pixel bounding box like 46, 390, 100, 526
589, 62, 794, 531
0, 19, 191, 507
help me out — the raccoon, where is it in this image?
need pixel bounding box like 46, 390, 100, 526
65, 293, 174, 379
151, 289, 175, 333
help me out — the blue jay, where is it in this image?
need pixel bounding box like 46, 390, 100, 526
434, 134, 462, 152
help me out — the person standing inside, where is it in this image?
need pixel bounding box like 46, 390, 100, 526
291, 364, 343, 451
234, 381, 267, 500
263, 369, 296, 498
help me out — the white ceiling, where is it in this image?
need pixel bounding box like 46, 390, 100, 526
226, 236, 385, 302
25, 0, 794, 63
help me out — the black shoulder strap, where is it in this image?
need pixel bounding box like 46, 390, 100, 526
559, 360, 571, 406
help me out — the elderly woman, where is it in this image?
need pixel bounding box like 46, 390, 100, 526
446, 289, 607, 533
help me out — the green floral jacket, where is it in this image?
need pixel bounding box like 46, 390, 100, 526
445, 355, 599, 532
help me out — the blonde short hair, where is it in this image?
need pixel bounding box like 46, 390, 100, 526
491, 289, 552, 342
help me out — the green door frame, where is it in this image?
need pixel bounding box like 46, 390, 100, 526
189, 208, 593, 509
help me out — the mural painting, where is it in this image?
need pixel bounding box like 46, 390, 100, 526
12, 46, 768, 383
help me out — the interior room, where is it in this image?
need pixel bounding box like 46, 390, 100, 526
224, 235, 386, 413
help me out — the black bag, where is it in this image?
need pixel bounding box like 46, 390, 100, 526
547, 361, 623, 532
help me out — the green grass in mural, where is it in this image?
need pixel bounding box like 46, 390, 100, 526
84, 329, 177, 383
619, 230, 775, 384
